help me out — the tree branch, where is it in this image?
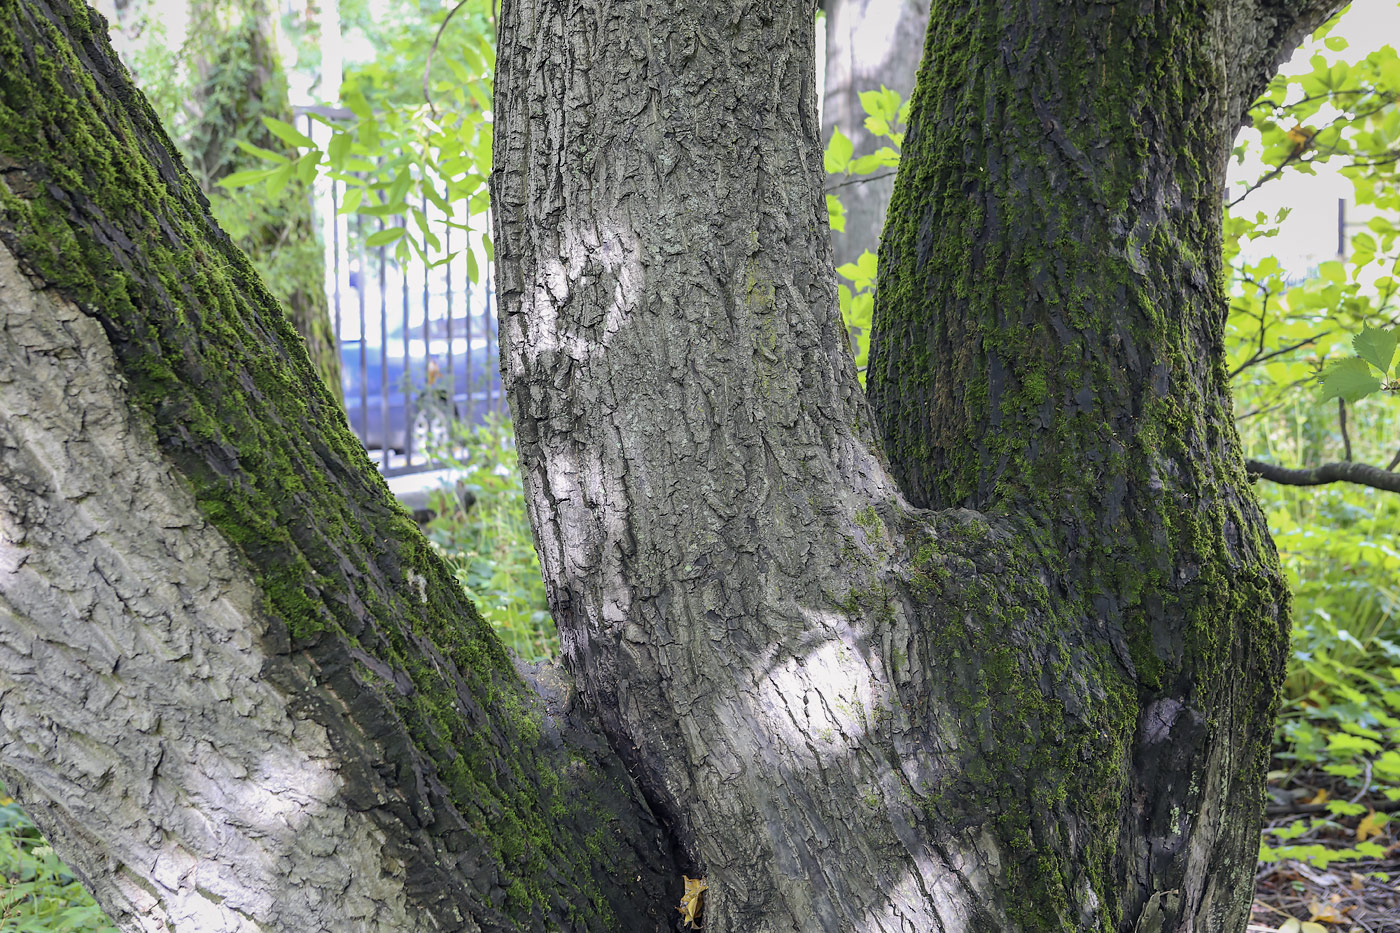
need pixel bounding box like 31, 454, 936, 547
1339, 397, 1352, 461
1246, 459, 1400, 493
1225, 0, 1352, 129
1227, 332, 1327, 379
824, 170, 897, 193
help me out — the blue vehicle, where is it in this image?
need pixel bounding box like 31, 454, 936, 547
341, 314, 500, 455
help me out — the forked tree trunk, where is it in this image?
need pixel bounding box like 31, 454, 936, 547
0, 1, 676, 929
822, 0, 929, 271
0, 0, 1352, 930
494, 0, 1343, 931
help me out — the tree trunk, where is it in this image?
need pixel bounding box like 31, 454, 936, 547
822, 0, 929, 271
494, 1, 1344, 931
0, 0, 1354, 929
103, 0, 345, 404
0, 1, 677, 929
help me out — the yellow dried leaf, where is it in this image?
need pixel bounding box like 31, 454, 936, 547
1308, 897, 1348, 924
677, 875, 708, 930
1356, 810, 1385, 842
1306, 788, 1330, 805
1349, 871, 1365, 891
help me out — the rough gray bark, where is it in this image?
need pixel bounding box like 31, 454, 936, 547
0, 240, 415, 930
0, 1, 677, 929
493, 1, 1348, 931
822, 0, 928, 272
0, 0, 1358, 929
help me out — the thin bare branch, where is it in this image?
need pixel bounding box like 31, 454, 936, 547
1228, 332, 1329, 380
824, 170, 898, 193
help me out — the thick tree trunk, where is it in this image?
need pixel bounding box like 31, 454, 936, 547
0, 1, 677, 929
494, 1, 1345, 932
822, 0, 929, 271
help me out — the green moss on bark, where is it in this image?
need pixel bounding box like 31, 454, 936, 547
0, 1, 664, 926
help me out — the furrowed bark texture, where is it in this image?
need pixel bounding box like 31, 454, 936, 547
495, 0, 1345, 931
862, 0, 1351, 928
822, 0, 929, 271
0, 1, 677, 929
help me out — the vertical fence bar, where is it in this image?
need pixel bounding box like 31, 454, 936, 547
445, 204, 455, 452
356, 212, 368, 446
377, 217, 390, 471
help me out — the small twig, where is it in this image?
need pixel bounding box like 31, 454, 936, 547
1246, 459, 1400, 493
422, 0, 472, 118
1248, 88, 1367, 112
1236, 401, 1288, 421
1340, 397, 1353, 461
1349, 760, 1373, 804
1228, 332, 1328, 379
1387, 447, 1400, 472
824, 170, 898, 193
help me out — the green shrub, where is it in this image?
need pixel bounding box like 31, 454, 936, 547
0, 792, 116, 932
420, 416, 559, 662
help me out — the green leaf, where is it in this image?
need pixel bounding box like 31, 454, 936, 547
1325, 36, 1349, 51
858, 86, 901, 123
853, 250, 879, 281
233, 139, 289, 163
216, 167, 279, 189
824, 128, 853, 174
295, 151, 321, 185
261, 116, 315, 150
1318, 260, 1347, 285
264, 162, 295, 199
358, 201, 409, 217
467, 249, 480, 284
364, 227, 406, 248
337, 187, 364, 215
849, 148, 900, 174
864, 116, 891, 138
826, 193, 846, 232
1352, 326, 1397, 377
1318, 357, 1381, 403
343, 83, 372, 121
327, 133, 352, 170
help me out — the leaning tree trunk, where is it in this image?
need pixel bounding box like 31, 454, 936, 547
0, 1, 679, 929
494, 0, 1343, 931
822, 0, 929, 271
105, 0, 344, 403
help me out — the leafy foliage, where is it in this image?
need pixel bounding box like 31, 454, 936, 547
228, 0, 497, 273
0, 794, 117, 932
824, 86, 908, 383
1227, 9, 1400, 420
418, 416, 558, 662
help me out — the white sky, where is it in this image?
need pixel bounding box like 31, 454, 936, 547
1231, 0, 1400, 269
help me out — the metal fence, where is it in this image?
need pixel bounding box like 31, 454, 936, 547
322, 175, 504, 478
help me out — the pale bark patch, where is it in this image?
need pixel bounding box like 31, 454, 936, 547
0, 241, 421, 931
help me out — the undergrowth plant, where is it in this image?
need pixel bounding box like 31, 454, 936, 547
419, 416, 558, 662
0, 794, 116, 932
